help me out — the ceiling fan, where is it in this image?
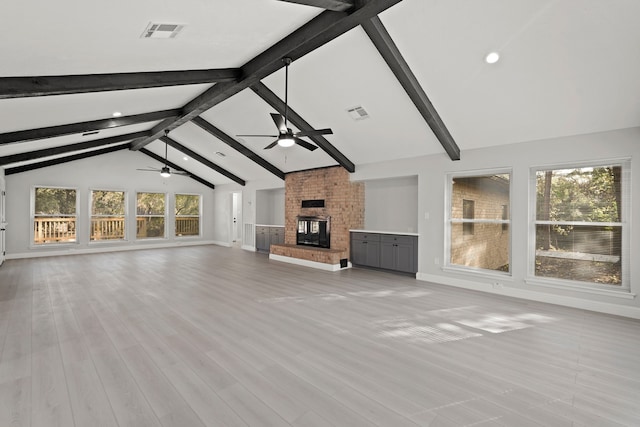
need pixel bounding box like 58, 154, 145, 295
238, 57, 333, 151
137, 130, 189, 178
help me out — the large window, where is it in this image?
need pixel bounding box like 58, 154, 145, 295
532, 162, 628, 289
447, 172, 511, 273
136, 192, 166, 239
175, 194, 200, 237
33, 187, 77, 245
91, 190, 126, 241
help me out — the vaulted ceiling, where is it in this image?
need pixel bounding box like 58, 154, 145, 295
2, 0, 639, 188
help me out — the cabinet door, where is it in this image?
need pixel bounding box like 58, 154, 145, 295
394, 242, 415, 273
351, 240, 368, 265
380, 242, 396, 270
365, 241, 381, 267
256, 227, 270, 251
269, 227, 284, 245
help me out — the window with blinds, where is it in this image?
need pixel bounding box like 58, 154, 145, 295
530, 161, 630, 290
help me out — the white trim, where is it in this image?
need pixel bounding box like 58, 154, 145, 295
7, 240, 222, 260
241, 244, 256, 252
417, 273, 640, 319
269, 253, 351, 272
525, 277, 635, 299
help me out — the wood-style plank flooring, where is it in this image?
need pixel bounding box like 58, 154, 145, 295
1, 245, 639, 426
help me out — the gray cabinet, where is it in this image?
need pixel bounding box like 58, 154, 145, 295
351, 232, 417, 274
269, 227, 284, 246
351, 232, 381, 268
256, 226, 284, 252
256, 226, 270, 252
380, 234, 417, 273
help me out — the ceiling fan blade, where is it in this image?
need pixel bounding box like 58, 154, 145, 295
172, 171, 190, 176
136, 168, 160, 172
293, 137, 318, 151
236, 134, 279, 138
270, 113, 287, 133
296, 128, 333, 137
264, 140, 279, 150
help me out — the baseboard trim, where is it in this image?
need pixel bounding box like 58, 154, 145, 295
269, 253, 351, 272
7, 240, 223, 260
417, 273, 640, 320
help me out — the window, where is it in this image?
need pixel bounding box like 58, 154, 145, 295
462, 199, 475, 235
136, 192, 166, 239
33, 187, 77, 245
447, 172, 511, 273
175, 194, 200, 237
532, 162, 628, 289
91, 190, 126, 241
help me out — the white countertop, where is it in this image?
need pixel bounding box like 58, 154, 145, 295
350, 229, 419, 237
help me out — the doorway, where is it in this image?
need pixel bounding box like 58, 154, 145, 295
231, 191, 242, 246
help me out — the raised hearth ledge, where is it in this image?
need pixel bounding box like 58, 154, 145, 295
269, 243, 350, 272
269, 253, 352, 272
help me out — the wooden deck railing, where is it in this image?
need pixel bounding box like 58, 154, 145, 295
34, 217, 77, 244
34, 216, 199, 243
176, 217, 199, 236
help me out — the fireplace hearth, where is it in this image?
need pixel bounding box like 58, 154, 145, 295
296, 216, 330, 249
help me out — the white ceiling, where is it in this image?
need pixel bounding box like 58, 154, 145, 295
2, 0, 639, 187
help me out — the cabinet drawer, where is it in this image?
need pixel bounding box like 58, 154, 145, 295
351, 232, 380, 242
256, 226, 270, 234
381, 234, 415, 245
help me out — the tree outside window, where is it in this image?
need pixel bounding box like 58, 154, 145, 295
448, 173, 511, 273
175, 194, 200, 237
136, 192, 166, 238
33, 187, 77, 244
533, 164, 625, 287
91, 190, 126, 241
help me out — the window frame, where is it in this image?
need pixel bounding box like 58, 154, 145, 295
31, 185, 79, 247
89, 188, 128, 243
444, 168, 512, 277
527, 158, 631, 293
135, 191, 167, 240
174, 193, 202, 238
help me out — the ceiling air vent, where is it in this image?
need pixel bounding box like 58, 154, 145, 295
140, 22, 185, 39
346, 105, 370, 121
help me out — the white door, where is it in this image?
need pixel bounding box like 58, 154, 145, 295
231, 192, 242, 244
0, 175, 6, 266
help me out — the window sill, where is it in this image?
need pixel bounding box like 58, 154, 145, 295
525, 277, 635, 299
442, 265, 513, 281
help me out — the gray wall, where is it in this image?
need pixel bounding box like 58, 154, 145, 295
362, 176, 418, 233
256, 188, 285, 226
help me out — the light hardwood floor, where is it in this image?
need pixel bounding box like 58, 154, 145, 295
1, 245, 639, 426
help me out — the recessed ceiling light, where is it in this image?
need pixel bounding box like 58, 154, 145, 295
112, 111, 122, 117
183, 156, 189, 161
485, 52, 500, 64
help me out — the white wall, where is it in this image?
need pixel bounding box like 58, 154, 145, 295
256, 187, 285, 226
361, 176, 418, 233
5, 149, 218, 258
352, 127, 640, 318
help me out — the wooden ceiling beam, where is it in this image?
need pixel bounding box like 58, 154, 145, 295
130, 0, 403, 152
191, 116, 285, 180
160, 135, 246, 186
361, 16, 460, 160
0, 69, 240, 99
0, 131, 149, 166
0, 110, 180, 146
5, 144, 129, 175
139, 148, 216, 190
250, 82, 355, 172
276, 0, 354, 12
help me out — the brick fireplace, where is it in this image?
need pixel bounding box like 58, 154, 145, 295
269, 166, 364, 270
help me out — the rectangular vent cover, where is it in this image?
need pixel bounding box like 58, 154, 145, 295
141, 22, 185, 39
347, 105, 370, 120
